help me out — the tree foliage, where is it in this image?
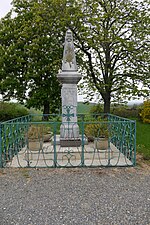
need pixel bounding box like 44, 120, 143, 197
0, 102, 29, 121
0, 0, 149, 114
68, 0, 150, 112
0, 0, 68, 115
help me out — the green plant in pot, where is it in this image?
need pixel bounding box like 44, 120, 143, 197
94, 123, 109, 150
85, 123, 101, 142
85, 122, 109, 150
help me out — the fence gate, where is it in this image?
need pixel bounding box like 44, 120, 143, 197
0, 113, 136, 168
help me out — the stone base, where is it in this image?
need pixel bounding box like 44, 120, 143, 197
52, 135, 88, 146
60, 139, 81, 147
60, 123, 79, 139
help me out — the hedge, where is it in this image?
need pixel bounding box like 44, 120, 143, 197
0, 102, 29, 122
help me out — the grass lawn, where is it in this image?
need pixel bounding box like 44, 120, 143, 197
136, 120, 150, 161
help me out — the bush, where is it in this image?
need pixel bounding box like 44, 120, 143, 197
90, 103, 141, 119
27, 125, 50, 139
85, 124, 101, 140
90, 104, 103, 115
140, 100, 150, 123
85, 122, 109, 141
0, 102, 29, 121
111, 105, 140, 119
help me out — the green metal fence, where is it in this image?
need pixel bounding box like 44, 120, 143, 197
0, 115, 31, 167
0, 113, 136, 168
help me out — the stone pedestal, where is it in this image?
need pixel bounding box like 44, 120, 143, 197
60, 84, 78, 139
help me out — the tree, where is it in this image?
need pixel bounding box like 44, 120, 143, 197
68, 0, 150, 113
0, 0, 68, 116
1, 0, 149, 115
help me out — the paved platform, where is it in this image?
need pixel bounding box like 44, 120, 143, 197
7, 142, 133, 168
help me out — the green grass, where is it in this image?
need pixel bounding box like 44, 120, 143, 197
136, 120, 150, 160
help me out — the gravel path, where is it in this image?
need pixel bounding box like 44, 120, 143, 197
0, 166, 150, 225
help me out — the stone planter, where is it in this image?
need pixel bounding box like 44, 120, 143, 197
43, 133, 52, 142
94, 138, 113, 159
94, 137, 108, 150
87, 136, 94, 142
28, 139, 43, 151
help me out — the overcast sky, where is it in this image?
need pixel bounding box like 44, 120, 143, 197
0, 0, 12, 18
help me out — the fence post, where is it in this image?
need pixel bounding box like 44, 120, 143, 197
0, 123, 3, 168
53, 122, 57, 167
133, 121, 136, 166
81, 121, 84, 166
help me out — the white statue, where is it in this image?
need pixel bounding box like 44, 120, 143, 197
62, 29, 77, 71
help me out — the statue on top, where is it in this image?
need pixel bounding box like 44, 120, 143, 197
62, 29, 77, 71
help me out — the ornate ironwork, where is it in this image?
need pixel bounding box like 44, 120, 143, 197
0, 112, 136, 168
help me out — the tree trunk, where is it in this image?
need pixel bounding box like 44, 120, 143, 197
42, 101, 50, 121
103, 93, 111, 114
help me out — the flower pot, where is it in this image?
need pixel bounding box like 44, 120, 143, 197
28, 139, 43, 151
94, 137, 108, 150
43, 133, 52, 142
87, 136, 94, 142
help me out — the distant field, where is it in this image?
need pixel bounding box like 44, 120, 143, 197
77, 102, 95, 114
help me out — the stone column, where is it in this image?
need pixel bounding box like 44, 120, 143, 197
57, 29, 82, 144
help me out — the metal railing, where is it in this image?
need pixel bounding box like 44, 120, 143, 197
0, 113, 136, 168
0, 115, 31, 167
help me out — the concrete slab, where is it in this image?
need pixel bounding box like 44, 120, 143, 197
8, 142, 133, 168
